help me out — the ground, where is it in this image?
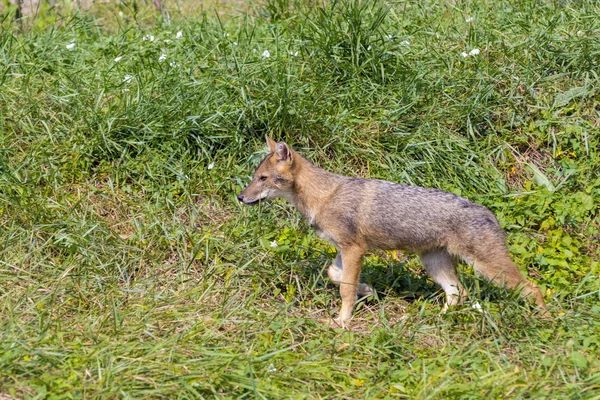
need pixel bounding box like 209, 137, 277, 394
0, 0, 599, 398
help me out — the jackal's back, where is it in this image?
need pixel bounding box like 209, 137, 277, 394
321, 177, 504, 252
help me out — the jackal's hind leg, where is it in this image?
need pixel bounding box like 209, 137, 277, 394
419, 249, 466, 312
328, 253, 373, 297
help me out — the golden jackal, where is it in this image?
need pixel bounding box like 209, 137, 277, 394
238, 136, 547, 325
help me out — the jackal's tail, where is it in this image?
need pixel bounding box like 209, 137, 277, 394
470, 253, 547, 310
452, 225, 548, 311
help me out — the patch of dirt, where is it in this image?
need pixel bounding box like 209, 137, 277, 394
85, 180, 140, 240
295, 298, 411, 334
506, 144, 556, 189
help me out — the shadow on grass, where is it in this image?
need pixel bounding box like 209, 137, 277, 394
306, 254, 547, 312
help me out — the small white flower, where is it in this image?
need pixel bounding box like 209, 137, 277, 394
169, 62, 181, 67
471, 302, 483, 312
400, 40, 410, 46
469, 48, 480, 56
176, 31, 183, 39
123, 88, 130, 92
123, 74, 133, 83
143, 35, 155, 42
385, 34, 393, 40
164, 39, 172, 43
367, 45, 372, 50
270, 240, 278, 248
262, 50, 270, 58
207, 162, 215, 170
233, 42, 238, 46
465, 16, 473, 23
114, 56, 123, 62
290, 51, 298, 56
118, 11, 124, 17
267, 363, 276, 373
224, 33, 230, 37
461, 52, 469, 57
158, 53, 167, 63
66, 41, 75, 50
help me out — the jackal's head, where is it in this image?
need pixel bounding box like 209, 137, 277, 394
237, 136, 295, 205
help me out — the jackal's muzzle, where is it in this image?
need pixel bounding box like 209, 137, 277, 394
237, 193, 262, 206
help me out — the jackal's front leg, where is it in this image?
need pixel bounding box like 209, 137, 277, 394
328, 254, 374, 297
333, 246, 366, 326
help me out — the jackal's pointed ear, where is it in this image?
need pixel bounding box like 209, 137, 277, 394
275, 142, 292, 163
265, 135, 277, 153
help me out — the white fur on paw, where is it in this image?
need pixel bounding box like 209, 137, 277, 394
357, 283, 374, 297
327, 265, 342, 282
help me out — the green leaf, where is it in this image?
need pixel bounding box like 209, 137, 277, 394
553, 86, 589, 108
526, 163, 555, 192
571, 351, 588, 368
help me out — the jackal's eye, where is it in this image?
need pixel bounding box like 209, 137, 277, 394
259, 175, 267, 182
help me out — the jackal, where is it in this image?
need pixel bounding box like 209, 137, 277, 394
238, 136, 548, 325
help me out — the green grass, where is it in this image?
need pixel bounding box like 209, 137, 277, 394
1, 0, 599, 397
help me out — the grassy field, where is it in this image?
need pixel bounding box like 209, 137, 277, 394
1, 0, 599, 397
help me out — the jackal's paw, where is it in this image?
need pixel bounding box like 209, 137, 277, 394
328, 317, 349, 330
357, 283, 374, 297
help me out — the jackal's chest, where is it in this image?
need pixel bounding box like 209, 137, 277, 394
317, 228, 336, 244
300, 206, 342, 247
310, 221, 338, 247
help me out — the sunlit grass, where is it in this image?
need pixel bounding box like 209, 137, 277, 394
0, 0, 599, 397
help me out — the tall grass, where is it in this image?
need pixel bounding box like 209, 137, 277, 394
1, 0, 599, 397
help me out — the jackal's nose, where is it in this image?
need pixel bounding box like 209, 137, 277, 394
237, 194, 244, 202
